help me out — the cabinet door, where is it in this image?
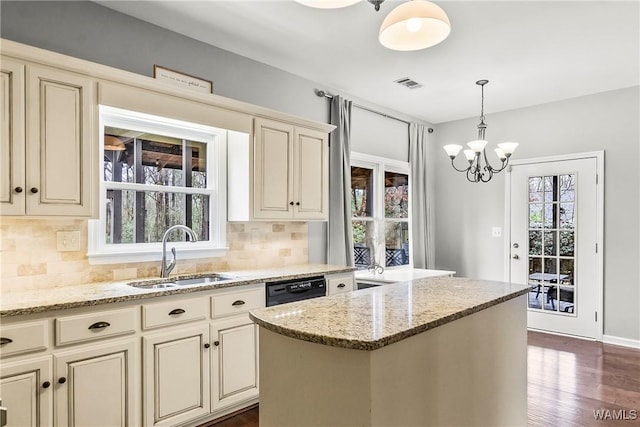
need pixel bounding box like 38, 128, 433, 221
211, 315, 259, 411
143, 324, 210, 427
294, 127, 328, 220
25, 65, 95, 216
0, 57, 26, 215
0, 356, 52, 427
253, 118, 294, 219
54, 339, 137, 427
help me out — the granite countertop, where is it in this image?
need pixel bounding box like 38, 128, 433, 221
0, 264, 354, 318
250, 276, 528, 351
354, 267, 456, 284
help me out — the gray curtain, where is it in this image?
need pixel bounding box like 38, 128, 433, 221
409, 123, 435, 268
327, 95, 354, 266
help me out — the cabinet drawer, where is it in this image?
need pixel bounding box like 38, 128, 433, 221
142, 297, 209, 330
56, 307, 137, 346
0, 320, 48, 357
212, 288, 265, 318
327, 274, 355, 295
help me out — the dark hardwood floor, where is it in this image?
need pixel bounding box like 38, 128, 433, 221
201, 331, 640, 426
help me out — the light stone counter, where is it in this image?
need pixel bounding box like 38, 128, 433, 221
354, 267, 455, 284
250, 276, 527, 351
0, 264, 354, 317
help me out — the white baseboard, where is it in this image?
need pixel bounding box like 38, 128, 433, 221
603, 334, 640, 349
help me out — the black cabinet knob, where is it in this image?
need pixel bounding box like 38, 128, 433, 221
214, 341, 220, 347
30, 187, 38, 194
204, 343, 210, 349
58, 377, 66, 384
42, 381, 51, 389
289, 201, 294, 206
296, 202, 300, 206
14, 187, 23, 193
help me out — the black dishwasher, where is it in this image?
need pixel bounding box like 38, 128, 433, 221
265, 276, 326, 307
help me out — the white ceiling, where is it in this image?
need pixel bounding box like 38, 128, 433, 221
96, 0, 639, 124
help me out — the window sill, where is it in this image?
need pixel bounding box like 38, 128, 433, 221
87, 246, 228, 265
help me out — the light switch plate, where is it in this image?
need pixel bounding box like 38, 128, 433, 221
57, 231, 80, 252
492, 227, 502, 238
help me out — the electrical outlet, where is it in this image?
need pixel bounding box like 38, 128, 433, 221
57, 231, 80, 252
492, 227, 502, 238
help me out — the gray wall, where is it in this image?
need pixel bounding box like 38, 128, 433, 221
0, 0, 423, 265
432, 87, 640, 341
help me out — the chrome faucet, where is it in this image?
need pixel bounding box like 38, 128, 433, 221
161, 225, 198, 278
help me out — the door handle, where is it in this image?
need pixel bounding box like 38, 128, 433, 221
512, 254, 520, 260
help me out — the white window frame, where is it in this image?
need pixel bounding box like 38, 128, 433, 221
351, 152, 412, 269
88, 106, 228, 264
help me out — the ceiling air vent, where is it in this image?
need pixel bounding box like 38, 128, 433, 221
394, 77, 423, 90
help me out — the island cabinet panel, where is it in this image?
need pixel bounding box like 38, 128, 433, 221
54, 339, 137, 427
211, 315, 259, 411
143, 324, 211, 427
0, 58, 25, 215
0, 356, 53, 427
25, 65, 95, 216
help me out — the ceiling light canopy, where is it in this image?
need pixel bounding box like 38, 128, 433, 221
379, 1, 451, 51
294, 0, 361, 9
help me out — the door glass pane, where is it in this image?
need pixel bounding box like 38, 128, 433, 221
544, 231, 557, 256
529, 204, 543, 228
384, 171, 409, 219
559, 231, 575, 256
527, 173, 577, 316
352, 220, 374, 269
529, 231, 542, 255
351, 167, 373, 217
384, 221, 409, 267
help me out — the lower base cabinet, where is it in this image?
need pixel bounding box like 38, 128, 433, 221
211, 315, 259, 411
0, 356, 52, 427
143, 325, 211, 427
54, 339, 138, 427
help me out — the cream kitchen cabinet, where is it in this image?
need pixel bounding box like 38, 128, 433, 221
54, 339, 137, 427
228, 117, 329, 221
0, 356, 53, 427
0, 56, 96, 217
142, 324, 211, 427
210, 315, 259, 412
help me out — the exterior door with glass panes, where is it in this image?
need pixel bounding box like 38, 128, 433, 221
509, 157, 599, 339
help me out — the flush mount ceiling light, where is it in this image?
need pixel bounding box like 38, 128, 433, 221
295, 0, 450, 50
443, 80, 518, 183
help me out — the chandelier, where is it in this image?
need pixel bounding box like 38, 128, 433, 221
443, 80, 518, 183
294, 0, 450, 51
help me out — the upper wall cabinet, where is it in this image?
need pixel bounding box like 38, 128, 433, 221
228, 118, 329, 221
0, 57, 97, 217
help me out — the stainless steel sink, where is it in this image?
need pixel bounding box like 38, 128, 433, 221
171, 275, 236, 286
128, 274, 236, 289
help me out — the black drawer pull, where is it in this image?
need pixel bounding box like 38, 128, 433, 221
88, 321, 111, 330
337, 283, 346, 288
0, 337, 13, 345
169, 308, 186, 315
231, 300, 246, 306
42, 381, 51, 389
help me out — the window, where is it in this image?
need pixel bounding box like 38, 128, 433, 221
351, 153, 410, 270
88, 106, 228, 263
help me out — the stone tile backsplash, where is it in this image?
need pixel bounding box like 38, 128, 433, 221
0, 218, 308, 292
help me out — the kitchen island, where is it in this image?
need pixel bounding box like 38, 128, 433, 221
250, 276, 529, 427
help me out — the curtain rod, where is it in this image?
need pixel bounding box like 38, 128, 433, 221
315, 89, 434, 133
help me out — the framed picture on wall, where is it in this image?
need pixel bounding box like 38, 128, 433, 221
153, 65, 213, 94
